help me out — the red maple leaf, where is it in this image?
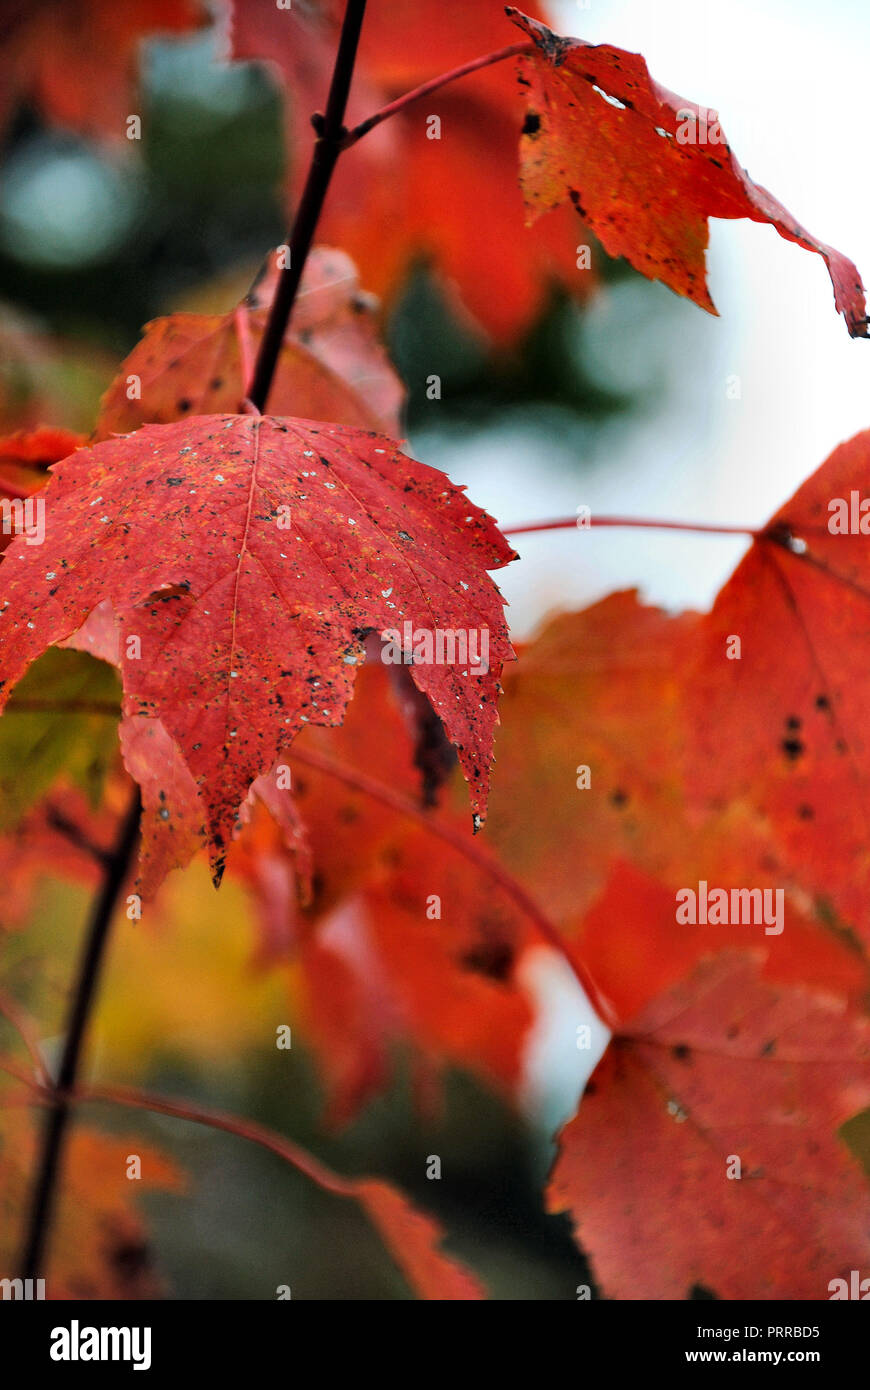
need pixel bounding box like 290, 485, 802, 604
0, 416, 514, 873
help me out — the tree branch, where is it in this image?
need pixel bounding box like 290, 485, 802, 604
18, 785, 142, 1281
44, 802, 112, 868
247, 0, 369, 413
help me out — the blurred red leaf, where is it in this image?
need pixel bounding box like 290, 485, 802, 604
97, 247, 405, 438
0, 0, 204, 140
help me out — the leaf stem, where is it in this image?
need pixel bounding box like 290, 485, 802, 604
247, 0, 369, 413
76, 1081, 355, 1198
340, 41, 534, 148
504, 515, 762, 538
18, 786, 142, 1281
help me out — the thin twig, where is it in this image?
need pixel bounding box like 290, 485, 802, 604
4, 697, 119, 715
74, 1081, 355, 1198
504, 515, 762, 538
0, 1056, 45, 1093
44, 803, 112, 868
247, 0, 369, 412
341, 41, 534, 148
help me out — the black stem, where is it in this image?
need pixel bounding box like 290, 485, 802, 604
247, 0, 368, 414
18, 787, 142, 1282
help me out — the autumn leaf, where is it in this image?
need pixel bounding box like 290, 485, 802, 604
576, 861, 869, 1040
0, 415, 514, 873
0, 426, 85, 563
66, 602, 311, 897
97, 247, 405, 438
319, 90, 585, 344
0, 0, 205, 141
549, 948, 870, 1299
118, 714, 206, 895
484, 593, 868, 1016
354, 1179, 484, 1300
684, 428, 870, 950
297, 850, 535, 1127
508, 10, 868, 336
0, 426, 84, 494
0, 1101, 182, 1299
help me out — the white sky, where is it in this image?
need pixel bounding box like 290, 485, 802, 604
417, 0, 870, 637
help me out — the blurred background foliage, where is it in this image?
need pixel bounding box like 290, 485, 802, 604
0, 20, 679, 1299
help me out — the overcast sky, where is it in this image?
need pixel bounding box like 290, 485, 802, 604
418, 0, 870, 637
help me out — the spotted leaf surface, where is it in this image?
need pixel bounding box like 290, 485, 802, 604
549, 950, 870, 1299
0, 415, 514, 874
684, 428, 870, 948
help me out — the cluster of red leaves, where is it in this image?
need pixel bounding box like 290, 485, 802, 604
0, 0, 869, 1302
0, 0, 204, 141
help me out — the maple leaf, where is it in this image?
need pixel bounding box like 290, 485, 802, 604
0, 426, 84, 484
231, 0, 587, 342
0, 416, 514, 875
297, 853, 535, 1127
508, 10, 868, 336
66, 601, 312, 897
97, 247, 404, 439
549, 947, 870, 1299
0, 426, 85, 562
684, 428, 870, 950
0, 426, 122, 830
484, 593, 868, 1016
0, 0, 204, 141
